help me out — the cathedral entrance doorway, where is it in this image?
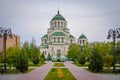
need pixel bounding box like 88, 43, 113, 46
57, 49, 61, 57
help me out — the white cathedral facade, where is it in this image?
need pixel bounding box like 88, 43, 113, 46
40, 10, 87, 60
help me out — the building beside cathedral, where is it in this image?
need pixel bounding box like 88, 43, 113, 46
40, 10, 87, 61
0, 34, 20, 52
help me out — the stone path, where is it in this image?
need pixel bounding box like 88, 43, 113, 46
1, 61, 120, 80
15, 61, 53, 80
65, 61, 120, 80
0, 61, 53, 80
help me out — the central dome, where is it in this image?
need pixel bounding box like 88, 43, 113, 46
51, 10, 66, 21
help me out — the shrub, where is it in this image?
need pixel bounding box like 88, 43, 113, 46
89, 49, 103, 72
47, 53, 52, 61
40, 53, 46, 64
79, 56, 86, 65
15, 49, 28, 73
74, 58, 78, 64
32, 54, 40, 65
103, 55, 113, 69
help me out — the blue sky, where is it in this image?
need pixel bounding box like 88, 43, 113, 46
0, 0, 120, 45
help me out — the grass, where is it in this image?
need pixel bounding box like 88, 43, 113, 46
29, 62, 45, 67
73, 62, 89, 67
85, 68, 120, 74
54, 62, 65, 67
74, 62, 120, 74
1, 68, 35, 74
45, 68, 76, 80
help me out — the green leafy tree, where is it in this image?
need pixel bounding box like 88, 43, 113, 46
67, 44, 81, 61
89, 48, 103, 72
116, 41, 120, 63
79, 56, 86, 65
0, 51, 4, 69
15, 49, 28, 73
40, 53, 46, 64
103, 55, 113, 69
22, 41, 31, 61
6, 47, 16, 70
32, 46, 40, 65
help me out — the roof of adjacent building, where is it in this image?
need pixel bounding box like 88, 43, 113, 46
51, 10, 66, 21
79, 34, 87, 39
52, 32, 65, 36
69, 34, 74, 38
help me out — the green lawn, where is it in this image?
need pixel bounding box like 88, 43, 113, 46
45, 68, 76, 80
1, 68, 35, 74
53, 62, 65, 67
29, 62, 45, 67
74, 62, 89, 67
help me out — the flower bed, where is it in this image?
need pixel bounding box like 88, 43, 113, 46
45, 68, 76, 80
53, 62, 65, 67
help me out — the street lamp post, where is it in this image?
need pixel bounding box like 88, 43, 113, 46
0, 27, 12, 71
107, 28, 120, 73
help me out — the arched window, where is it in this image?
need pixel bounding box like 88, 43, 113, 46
61, 22, 63, 27
62, 37, 64, 42
45, 39, 47, 44
58, 37, 60, 42
55, 22, 56, 27
83, 40, 84, 45
58, 22, 60, 27
54, 37, 56, 42
71, 39, 72, 44
80, 40, 81, 44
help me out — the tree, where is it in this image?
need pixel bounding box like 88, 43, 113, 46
47, 53, 52, 61
103, 55, 113, 69
116, 41, 120, 64
6, 47, 16, 70
32, 46, 40, 65
89, 48, 103, 72
79, 56, 86, 65
40, 53, 46, 64
67, 44, 81, 61
22, 41, 31, 61
15, 49, 28, 73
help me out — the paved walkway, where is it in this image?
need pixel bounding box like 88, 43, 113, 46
0, 61, 53, 80
65, 61, 120, 80
15, 61, 53, 80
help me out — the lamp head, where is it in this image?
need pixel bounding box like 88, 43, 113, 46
117, 34, 120, 38
107, 34, 111, 39
0, 34, 2, 38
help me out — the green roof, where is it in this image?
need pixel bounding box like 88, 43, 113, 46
52, 32, 65, 36
79, 34, 87, 39
41, 44, 48, 48
69, 35, 74, 38
51, 10, 66, 21
42, 34, 48, 38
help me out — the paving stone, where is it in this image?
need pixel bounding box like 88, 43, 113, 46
64, 61, 120, 80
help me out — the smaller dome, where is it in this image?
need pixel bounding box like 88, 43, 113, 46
79, 34, 87, 39
69, 34, 74, 38
42, 34, 48, 38
51, 10, 66, 21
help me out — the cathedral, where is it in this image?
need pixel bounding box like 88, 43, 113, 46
40, 10, 87, 61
